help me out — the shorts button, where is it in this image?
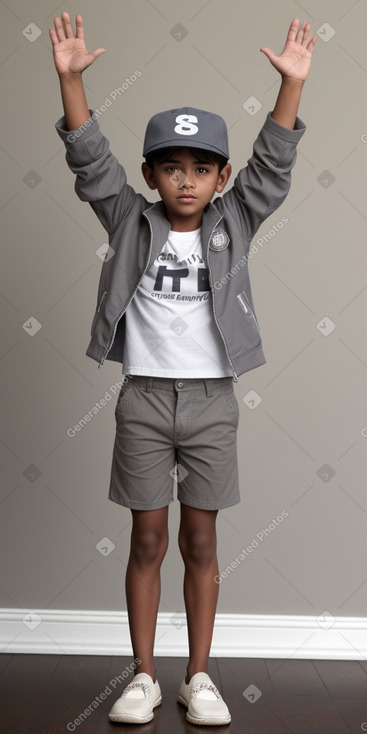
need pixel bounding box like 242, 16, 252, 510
176, 380, 184, 389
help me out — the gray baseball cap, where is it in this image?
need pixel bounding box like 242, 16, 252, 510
143, 106, 229, 160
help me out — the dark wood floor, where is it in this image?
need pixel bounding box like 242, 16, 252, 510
1, 654, 366, 733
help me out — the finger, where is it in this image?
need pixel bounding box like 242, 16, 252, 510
260, 46, 277, 65
90, 48, 106, 61
287, 18, 299, 44
53, 15, 66, 42
61, 11, 74, 39
307, 33, 318, 53
49, 27, 58, 46
75, 13, 84, 41
301, 21, 311, 46
301, 21, 310, 45
296, 20, 308, 45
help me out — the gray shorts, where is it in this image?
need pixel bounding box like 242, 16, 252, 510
108, 375, 241, 511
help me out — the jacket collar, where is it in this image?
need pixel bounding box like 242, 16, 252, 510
143, 199, 223, 253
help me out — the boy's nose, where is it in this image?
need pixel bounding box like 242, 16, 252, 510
181, 173, 195, 188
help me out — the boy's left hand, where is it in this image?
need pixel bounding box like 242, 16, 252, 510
260, 18, 317, 82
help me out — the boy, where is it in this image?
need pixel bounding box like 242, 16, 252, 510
50, 12, 317, 726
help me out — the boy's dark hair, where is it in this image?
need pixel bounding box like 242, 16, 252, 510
145, 146, 228, 174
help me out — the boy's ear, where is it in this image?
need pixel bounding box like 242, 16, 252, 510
215, 162, 232, 194
141, 161, 158, 190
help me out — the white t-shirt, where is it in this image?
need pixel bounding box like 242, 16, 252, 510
122, 227, 232, 377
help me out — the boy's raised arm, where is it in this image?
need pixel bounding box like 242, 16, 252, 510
220, 17, 317, 242
260, 18, 317, 130
49, 11, 106, 131
50, 12, 137, 235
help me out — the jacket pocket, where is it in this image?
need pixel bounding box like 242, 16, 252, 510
90, 290, 108, 338
97, 290, 108, 313
236, 290, 261, 344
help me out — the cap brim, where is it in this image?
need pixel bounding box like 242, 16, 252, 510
143, 140, 229, 159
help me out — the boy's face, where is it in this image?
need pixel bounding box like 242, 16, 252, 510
141, 148, 232, 232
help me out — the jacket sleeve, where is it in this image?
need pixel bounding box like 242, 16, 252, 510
221, 111, 306, 246
55, 109, 137, 235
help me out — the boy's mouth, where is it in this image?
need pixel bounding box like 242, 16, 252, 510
177, 194, 197, 199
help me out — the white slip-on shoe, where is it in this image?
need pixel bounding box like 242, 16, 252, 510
109, 672, 162, 724
178, 671, 231, 726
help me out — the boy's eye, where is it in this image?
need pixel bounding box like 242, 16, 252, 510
165, 165, 210, 176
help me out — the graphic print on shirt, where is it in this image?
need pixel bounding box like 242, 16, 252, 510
136, 228, 210, 307
122, 227, 233, 377
151, 247, 210, 304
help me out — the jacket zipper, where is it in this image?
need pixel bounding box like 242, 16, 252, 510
98, 214, 154, 368
207, 221, 239, 383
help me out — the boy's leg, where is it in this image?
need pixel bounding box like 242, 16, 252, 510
125, 506, 169, 682
178, 504, 219, 683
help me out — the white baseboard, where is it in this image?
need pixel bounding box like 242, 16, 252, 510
1, 609, 367, 659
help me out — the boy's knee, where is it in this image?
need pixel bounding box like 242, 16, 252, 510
179, 528, 216, 567
131, 528, 168, 564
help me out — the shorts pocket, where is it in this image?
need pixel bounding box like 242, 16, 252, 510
222, 389, 240, 426
115, 378, 133, 414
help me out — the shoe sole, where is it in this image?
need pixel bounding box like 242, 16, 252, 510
109, 695, 162, 724
178, 695, 231, 726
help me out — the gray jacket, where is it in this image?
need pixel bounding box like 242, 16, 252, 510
55, 109, 305, 382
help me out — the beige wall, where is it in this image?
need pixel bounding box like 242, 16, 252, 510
1, 0, 366, 619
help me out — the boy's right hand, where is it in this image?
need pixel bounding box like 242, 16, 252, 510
49, 11, 106, 77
